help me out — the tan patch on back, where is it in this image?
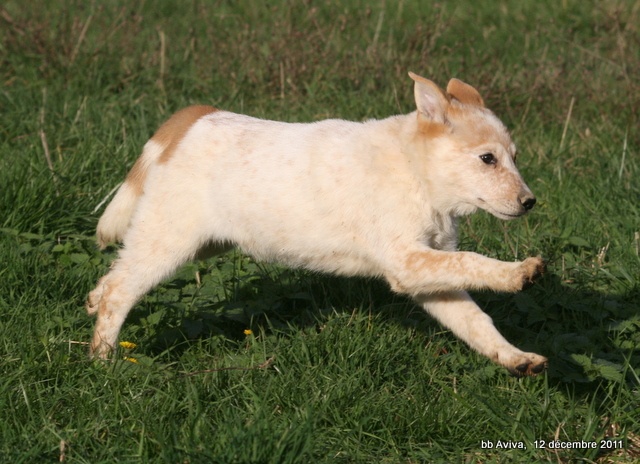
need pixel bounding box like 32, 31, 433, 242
126, 155, 149, 196
155, 105, 217, 164
124, 105, 217, 195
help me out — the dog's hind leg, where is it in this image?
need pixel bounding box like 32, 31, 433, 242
86, 208, 228, 359
87, 249, 191, 358
417, 291, 547, 376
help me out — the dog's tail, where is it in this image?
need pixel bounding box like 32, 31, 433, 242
96, 105, 218, 249
96, 144, 158, 249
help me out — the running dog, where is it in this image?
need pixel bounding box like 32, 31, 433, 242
87, 72, 546, 376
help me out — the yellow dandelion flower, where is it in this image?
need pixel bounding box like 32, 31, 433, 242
123, 356, 138, 364
119, 341, 137, 350
244, 329, 253, 336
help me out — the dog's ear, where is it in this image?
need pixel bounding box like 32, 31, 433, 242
446, 78, 485, 107
409, 72, 449, 123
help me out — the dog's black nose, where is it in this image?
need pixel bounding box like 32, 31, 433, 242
521, 197, 536, 211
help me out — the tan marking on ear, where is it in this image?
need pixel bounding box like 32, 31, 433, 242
416, 113, 449, 139
156, 105, 217, 164
446, 78, 484, 107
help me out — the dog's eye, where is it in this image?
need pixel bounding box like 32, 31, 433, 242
479, 153, 496, 165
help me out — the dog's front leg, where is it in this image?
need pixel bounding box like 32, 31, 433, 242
417, 291, 547, 376
385, 248, 543, 295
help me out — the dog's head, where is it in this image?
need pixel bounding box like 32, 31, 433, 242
407, 72, 535, 220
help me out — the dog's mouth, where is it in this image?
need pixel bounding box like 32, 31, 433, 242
477, 198, 527, 220
494, 210, 525, 219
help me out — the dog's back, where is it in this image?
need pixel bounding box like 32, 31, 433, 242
98, 109, 420, 277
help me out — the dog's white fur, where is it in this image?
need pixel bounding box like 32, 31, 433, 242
88, 72, 547, 376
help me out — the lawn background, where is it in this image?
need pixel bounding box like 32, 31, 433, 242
1, 1, 639, 462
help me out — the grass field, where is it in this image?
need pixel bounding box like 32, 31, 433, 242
1, 1, 639, 462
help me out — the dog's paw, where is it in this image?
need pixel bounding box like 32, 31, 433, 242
89, 340, 114, 360
505, 352, 548, 377
514, 256, 544, 290
90, 344, 111, 360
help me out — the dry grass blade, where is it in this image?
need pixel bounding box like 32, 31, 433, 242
69, 14, 92, 64
182, 356, 275, 377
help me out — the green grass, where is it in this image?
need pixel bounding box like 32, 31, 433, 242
1, 1, 639, 462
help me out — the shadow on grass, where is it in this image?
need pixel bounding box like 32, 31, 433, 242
126, 264, 415, 357
122, 255, 639, 388
477, 271, 639, 388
